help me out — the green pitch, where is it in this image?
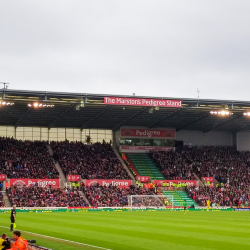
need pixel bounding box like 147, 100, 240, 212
0, 211, 250, 250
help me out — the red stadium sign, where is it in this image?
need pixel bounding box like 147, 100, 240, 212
104, 97, 182, 107
137, 176, 150, 183
121, 128, 175, 138
10, 179, 59, 187
203, 177, 214, 182
0, 175, 6, 181
153, 180, 197, 187
85, 179, 132, 188
67, 175, 81, 182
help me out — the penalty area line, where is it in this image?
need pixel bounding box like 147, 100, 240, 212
0, 225, 112, 250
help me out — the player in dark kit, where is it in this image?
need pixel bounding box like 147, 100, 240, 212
183, 200, 187, 214
10, 205, 16, 232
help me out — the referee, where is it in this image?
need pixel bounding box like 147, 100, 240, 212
10, 205, 16, 232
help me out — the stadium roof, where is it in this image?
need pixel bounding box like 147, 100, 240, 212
1, 88, 250, 132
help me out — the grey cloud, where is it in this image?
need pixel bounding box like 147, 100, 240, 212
0, 0, 250, 100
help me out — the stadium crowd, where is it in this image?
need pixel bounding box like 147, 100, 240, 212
0, 191, 5, 207
151, 146, 250, 206
151, 146, 250, 182
83, 184, 154, 207
7, 185, 86, 207
51, 141, 130, 179
150, 149, 196, 180
1, 136, 250, 208
0, 137, 58, 179
186, 185, 250, 207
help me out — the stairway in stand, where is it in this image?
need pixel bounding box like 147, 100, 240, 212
3, 191, 11, 207
162, 190, 198, 207
127, 153, 165, 180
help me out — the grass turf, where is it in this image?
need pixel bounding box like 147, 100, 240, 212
1, 211, 250, 250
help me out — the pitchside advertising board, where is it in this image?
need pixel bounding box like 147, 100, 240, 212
10, 179, 59, 187
104, 97, 182, 108
153, 180, 197, 186
85, 179, 132, 188
67, 175, 81, 182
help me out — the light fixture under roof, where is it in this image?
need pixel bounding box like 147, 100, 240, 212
27, 102, 54, 108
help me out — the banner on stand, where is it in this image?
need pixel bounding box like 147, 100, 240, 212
10, 179, 59, 187
121, 128, 175, 139
153, 180, 197, 187
85, 179, 132, 188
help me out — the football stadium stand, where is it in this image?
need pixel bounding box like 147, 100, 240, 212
2, 89, 250, 209
0, 138, 58, 179
162, 190, 198, 207
0, 191, 5, 207
186, 185, 249, 207
51, 141, 131, 180
150, 150, 199, 180
83, 184, 154, 207
126, 153, 165, 180
7, 186, 86, 207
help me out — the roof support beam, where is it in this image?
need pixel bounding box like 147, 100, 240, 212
176, 113, 210, 132
81, 105, 113, 130
235, 123, 250, 133
14, 108, 31, 127
204, 114, 241, 133
149, 108, 182, 128
48, 104, 76, 129
112, 107, 149, 131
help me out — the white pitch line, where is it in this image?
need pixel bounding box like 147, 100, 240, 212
0, 225, 112, 250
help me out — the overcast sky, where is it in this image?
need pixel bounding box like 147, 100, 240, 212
0, 0, 250, 100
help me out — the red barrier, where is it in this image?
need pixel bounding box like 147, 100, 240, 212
203, 177, 214, 182
67, 175, 81, 181
137, 176, 150, 183
125, 154, 140, 176
0, 175, 6, 181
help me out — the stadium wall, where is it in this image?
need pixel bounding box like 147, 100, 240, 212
0, 126, 112, 142
176, 130, 233, 146
237, 132, 250, 151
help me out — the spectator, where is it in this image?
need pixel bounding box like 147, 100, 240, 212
0, 234, 11, 250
